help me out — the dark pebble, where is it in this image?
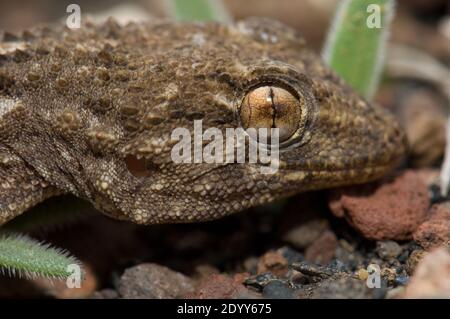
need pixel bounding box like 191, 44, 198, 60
262, 281, 295, 299
327, 259, 348, 272
397, 250, 410, 263
291, 261, 334, 279
395, 275, 409, 286
371, 287, 388, 299
428, 184, 444, 204
375, 241, 402, 260
244, 272, 277, 291
281, 246, 304, 264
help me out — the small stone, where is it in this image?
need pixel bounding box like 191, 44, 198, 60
310, 276, 373, 299
356, 269, 369, 281
242, 257, 259, 274
291, 261, 335, 281
406, 250, 427, 275
190, 273, 256, 299
257, 249, 288, 277
403, 247, 450, 298
395, 275, 409, 286
375, 240, 403, 260
282, 219, 329, 249
397, 249, 410, 263
117, 263, 194, 299
280, 246, 304, 264
194, 264, 220, 278
327, 259, 348, 272
328, 170, 429, 240
305, 230, 338, 264
385, 286, 405, 299
90, 289, 119, 299
262, 280, 295, 299
381, 268, 398, 285
244, 272, 277, 291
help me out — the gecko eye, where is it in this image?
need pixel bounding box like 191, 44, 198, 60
239, 85, 302, 142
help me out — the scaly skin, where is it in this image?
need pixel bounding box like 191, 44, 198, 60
0, 18, 406, 225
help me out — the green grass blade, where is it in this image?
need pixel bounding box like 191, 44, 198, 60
323, 0, 395, 99
0, 232, 81, 280
167, 0, 231, 22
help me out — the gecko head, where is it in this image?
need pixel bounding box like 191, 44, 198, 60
81, 18, 406, 224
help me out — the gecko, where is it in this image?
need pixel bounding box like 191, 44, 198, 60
0, 18, 406, 225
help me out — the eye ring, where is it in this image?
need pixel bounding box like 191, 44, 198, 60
238, 81, 305, 143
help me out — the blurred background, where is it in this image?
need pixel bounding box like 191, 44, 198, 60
1, 0, 449, 54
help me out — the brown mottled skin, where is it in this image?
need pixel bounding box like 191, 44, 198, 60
0, 18, 405, 225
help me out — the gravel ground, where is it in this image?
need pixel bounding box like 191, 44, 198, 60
0, 180, 448, 298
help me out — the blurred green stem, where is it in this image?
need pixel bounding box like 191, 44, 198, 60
323, 0, 395, 99
0, 232, 81, 280
167, 0, 231, 22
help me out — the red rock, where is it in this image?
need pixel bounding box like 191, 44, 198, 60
189, 273, 256, 299
233, 273, 250, 284
413, 203, 450, 250
256, 249, 289, 277
403, 247, 450, 298
328, 170, 429, 240
305, 230, 338, 264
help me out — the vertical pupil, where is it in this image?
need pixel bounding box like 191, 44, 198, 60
268, 88, 276, 129
240, 85, 302, 142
